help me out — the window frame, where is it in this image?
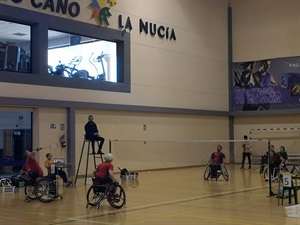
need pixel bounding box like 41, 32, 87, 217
0, 4, 131, 93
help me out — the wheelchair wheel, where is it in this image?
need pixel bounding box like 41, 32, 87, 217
129, 179, 139, 188
24, 185, 37, 201
86, 185, 105, 207
34, 178, 56, 203
263, 167, 269, 181
106, 183, 126, 209
222, 166, 229, 181
203, 166, 210, 180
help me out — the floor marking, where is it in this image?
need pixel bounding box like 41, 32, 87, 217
50, 185, 268, 225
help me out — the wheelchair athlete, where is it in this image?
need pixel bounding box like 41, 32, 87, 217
87, 153, 126, 209
209, 145, 226, 178
21, 150, 62, 203
92, 152, 119, 196
20, 150, 44, 185
93, 153, 117, 185
264, 149, 285, 181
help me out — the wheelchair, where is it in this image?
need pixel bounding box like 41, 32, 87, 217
24, 173, 62, 203
203, 163, 229, 181
263, 164, 285, 181
86, 178, 126, 209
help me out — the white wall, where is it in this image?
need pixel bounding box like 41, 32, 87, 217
33, 107, 67, 175
232, 0, 300, 61
9, 106, 228, 175
75, 109, 229, 173
0, 0, 229, 111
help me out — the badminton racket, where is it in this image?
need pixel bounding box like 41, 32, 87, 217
129, 179, 139, 188
202, 159, 208, 165
35, 143, 59, 152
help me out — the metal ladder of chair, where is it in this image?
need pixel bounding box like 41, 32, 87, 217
74, 139, 103, 185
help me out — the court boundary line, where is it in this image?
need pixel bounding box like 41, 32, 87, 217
50, 185, 268, 225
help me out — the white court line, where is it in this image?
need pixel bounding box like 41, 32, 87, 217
111, 139, 264, 143
52, 185, 268, 225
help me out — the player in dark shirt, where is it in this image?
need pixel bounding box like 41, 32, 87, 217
84, 115, 105, 155
209, 145, 226, 177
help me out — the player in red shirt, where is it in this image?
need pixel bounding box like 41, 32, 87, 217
93, 153, 116, 185
20, 150, 44, 184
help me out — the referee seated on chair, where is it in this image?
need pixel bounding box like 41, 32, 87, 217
84, 114, 105, 155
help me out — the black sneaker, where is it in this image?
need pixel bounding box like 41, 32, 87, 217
65, 181, 73, 187
97, 150, 104, 155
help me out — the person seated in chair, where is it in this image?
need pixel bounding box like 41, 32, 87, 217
93, 153, 117, 185
260, 145, 275, 174
267, 149, 284, 180
44, 153, 72, 187
20, 150, 44, 185
209, 145, 226, 178
278, 146, 288, 171
85, 115, 105, 155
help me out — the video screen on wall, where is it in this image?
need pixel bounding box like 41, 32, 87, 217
48, 30, 117, 82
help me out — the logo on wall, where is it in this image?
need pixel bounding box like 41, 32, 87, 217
89, 0, 117, 26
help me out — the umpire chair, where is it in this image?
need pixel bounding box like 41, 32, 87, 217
75, 138, 104, 185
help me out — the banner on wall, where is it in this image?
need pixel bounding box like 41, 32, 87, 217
233, 56, 300, 111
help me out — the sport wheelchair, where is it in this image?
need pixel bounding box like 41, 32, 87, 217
24, 174, 62, 203
86, 178, 126, 209
203, 163, 229, 181
263, 164, 287, 181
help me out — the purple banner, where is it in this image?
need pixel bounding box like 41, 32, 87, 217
233, 57, 300, 111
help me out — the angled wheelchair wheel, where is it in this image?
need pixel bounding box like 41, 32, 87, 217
86, 185, 104, 207
263, 167, 269, 181
107, 183, 126, 209
34, 178, 56, 203
203, 166, 210, 180
222, 166, 229, 181
129, 179, 139, 188
24, 185, 37, 201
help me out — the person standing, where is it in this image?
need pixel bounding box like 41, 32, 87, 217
240, 135, 252, 169
84, 115, 105, 155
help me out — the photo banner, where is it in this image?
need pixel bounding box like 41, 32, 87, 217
233, 56, 300, 111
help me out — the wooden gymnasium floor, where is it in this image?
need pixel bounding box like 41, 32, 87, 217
0, 164, 299, 225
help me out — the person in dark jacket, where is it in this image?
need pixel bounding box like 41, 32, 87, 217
84, 115, 105, 154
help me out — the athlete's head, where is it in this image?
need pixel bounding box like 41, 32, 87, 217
217, 145, 222, 152
104, 153, 113, 162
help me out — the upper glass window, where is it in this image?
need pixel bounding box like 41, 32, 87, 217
0, 20, 31, 73
48, 30, 117, 82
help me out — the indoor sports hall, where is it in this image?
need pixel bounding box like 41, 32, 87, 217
1, 0, 300, 225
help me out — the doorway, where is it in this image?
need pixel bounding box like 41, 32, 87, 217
0, 111, 32, 175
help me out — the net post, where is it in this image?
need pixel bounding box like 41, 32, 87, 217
268, 140, 272, 196
109, 140, 112, 153
268, 139, 276, 197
